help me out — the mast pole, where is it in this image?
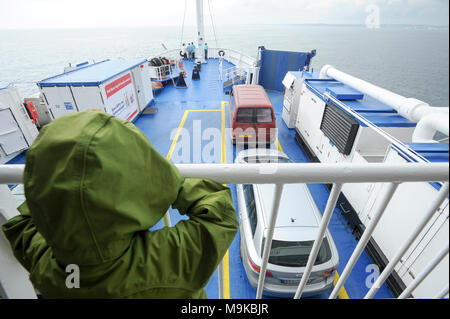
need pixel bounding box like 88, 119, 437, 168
196, 0, 206, 63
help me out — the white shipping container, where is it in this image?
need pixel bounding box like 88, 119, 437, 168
37, 59, 154, 122
0, 87, 39, 164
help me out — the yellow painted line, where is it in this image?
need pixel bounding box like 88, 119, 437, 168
166, 106, 231, 298
276, 138, 284, 153
277, 139, 349, 299
221, 102, 227, 164
189, 109, 221, 114
221, 101, 231, 299
334, 272, 350, 299
166, 110, 190, 160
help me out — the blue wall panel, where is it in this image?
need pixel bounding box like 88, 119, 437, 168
258, 47, 315, 92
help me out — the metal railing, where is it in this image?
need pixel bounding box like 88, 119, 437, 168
222, 66, 247, 87
150, 47, 256, 72
0, 162, 449, 299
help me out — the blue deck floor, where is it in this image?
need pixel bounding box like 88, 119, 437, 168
7, 58, 394, 299
134, 58, 394, 299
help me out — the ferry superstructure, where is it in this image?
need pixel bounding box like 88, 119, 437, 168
0, 0, 448, 300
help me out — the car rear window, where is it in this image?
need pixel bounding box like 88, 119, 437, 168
262, 238, 332, 267
236, 108, 273, 124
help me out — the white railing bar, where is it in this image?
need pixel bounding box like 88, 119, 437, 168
366, 182, 450, 299
1, 163, 448, 185
294, 183, 343, 299
398, 243, 449, 299
256, 184, 284, 299
330, 183, 399, 299
434, 286, 449, 299
163, 211, 172, 228
218, 260, 225, 299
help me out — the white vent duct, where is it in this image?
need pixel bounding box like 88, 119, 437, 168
319, 65, 449, 142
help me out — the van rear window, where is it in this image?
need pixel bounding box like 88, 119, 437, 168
256, 108, 273, 123
262, 238, 332, 267
236, 108, 254, 123
236, 108, 273, 124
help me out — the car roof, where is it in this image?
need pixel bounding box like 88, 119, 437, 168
233, 85, 272, 108
256, 183, 322, 241
237, 148, 289, 161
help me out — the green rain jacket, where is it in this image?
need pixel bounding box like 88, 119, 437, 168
2, 112, 238, 299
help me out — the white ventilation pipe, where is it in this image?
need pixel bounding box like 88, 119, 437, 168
319, 65, 449, 140
413, 113, 450, 143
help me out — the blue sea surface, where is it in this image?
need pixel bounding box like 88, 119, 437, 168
0, 24, 449, 107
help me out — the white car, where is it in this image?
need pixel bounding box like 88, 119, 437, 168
236, 149, 339, 298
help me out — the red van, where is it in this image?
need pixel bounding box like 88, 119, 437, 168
231, 85, 277, 145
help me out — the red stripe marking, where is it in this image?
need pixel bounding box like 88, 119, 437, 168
105, 73, 132, 98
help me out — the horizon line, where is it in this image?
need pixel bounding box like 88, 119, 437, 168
0, 23, 449, 31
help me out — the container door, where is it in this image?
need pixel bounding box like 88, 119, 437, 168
71, 86, 105, 113
0, 109, 28, 156
41, 86, 78, 119
131, 65, 152, 111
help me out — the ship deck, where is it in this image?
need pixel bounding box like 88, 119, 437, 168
9, 57, 394, 299
134, 58, 394, 299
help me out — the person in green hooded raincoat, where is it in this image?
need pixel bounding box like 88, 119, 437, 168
2, 111, 239, 299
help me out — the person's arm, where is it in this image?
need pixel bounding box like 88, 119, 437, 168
2, 202, 49, 273
144, 178, 239, 291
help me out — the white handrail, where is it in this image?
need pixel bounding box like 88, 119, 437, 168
398, 243, 449, 299
364, 182, 450, 299
294, 183, 343, 299
1, 162, 448, 300
1, 163, 448, 185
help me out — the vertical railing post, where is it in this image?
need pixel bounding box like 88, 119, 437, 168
434, 287, 449, 299
218, 260, 225, 299
294, 183, 343, 299
398, 243, 449, 299
330, 182, 399, 299
163, 212, 172, 228
366, 182, 449, 299
256, 184, 285, 299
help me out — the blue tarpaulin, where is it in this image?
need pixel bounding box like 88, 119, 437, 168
258, 46, 316, 92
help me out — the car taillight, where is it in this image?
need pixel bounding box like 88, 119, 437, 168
248, 257, 273, 278
322, 267, 338, 278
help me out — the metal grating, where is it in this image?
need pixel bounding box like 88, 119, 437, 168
320, 103, 360, 155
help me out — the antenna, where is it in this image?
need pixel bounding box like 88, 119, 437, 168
196, 0, 206, 63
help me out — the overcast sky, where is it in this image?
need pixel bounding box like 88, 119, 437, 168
0, 0, 448, 29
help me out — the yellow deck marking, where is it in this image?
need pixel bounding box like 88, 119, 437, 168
189, 109, 222, 112
278, 138, 349, 299
334, 272, 350, 299
276, 139, 284, 153
166, 106, 231, 299
166, 110, 190, 160
221, 101, 231, 299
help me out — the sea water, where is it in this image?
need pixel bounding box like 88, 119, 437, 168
0, 24, 448, 107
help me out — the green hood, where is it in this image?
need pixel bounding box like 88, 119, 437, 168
22, 112, 182, 266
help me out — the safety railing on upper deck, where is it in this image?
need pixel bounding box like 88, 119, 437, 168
221, 66, 247, 88
149, 47, 258, 83
0, 162, 448, 299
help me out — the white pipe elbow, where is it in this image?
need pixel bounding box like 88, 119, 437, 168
413, 113, 450, 143
319, 64, 334, 79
